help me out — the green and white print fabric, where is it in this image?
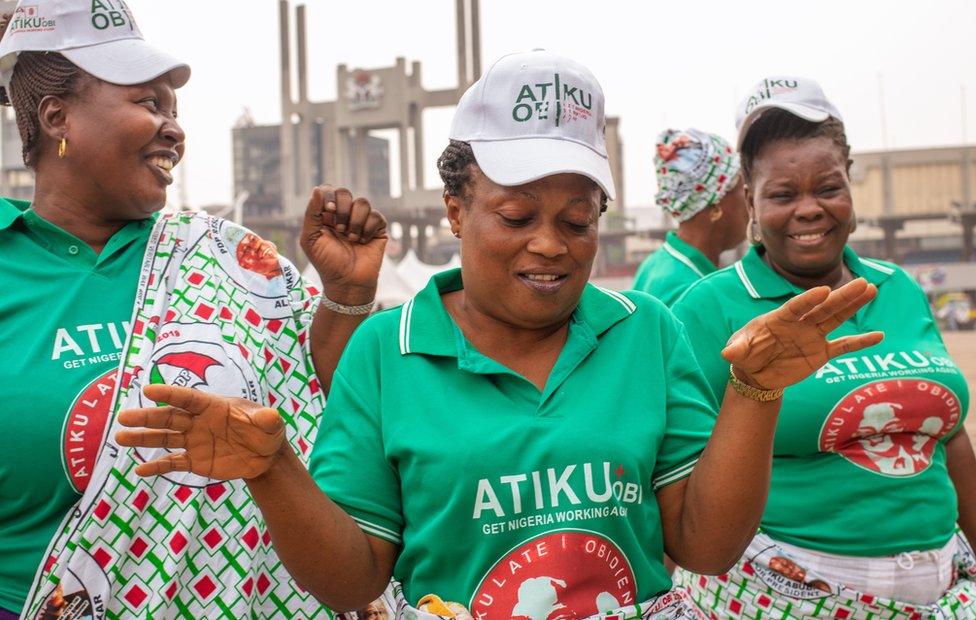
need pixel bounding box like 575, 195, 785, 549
673, 532, 976, 620
21, 212, 334, 619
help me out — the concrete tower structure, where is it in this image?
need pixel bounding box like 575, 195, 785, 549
277, 0, 485, 217
275, 0, 624, 218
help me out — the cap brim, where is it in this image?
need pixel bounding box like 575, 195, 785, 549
469, 138, 616, 201
62, 38, 190, 88
736, 102, 831, 149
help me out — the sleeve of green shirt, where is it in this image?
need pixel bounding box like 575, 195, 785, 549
671, 283, 734, 406
651, 306, 719, 492
308, 314, 404, 546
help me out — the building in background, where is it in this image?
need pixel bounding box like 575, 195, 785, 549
848, 145, 976, 263
235, 0, 625, 267
233, 111, 391, 220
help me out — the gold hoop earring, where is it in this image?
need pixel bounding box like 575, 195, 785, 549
709, 207, 724, 223
58, 137, 67, 158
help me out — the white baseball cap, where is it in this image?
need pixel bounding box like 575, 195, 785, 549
449, 49, 615, 200
735, 76, 842, 149
0, 0, 189, 88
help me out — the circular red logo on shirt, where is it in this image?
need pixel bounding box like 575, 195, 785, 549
62, 369, 117, 493
819, 379, 961, 477
470, 530, 637, 619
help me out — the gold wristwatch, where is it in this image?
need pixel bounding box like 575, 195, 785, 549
728, 365, 784, 402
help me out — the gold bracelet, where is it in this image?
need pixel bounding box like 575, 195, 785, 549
728, 365, 784, 402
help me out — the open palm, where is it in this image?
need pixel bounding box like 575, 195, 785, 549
723, 278, 884, 390
116, 383, 285, 480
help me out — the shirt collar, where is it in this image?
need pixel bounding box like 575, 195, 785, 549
0, 196, 31, 231
662, 230, 717, 277
398, 268, 637, 357
734, 245, 895, 300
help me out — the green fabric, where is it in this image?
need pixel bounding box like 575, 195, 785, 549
673, 245, 970, 557
310, 268, 717, 612
0, 197, 152, 612
632, 231, 717, 306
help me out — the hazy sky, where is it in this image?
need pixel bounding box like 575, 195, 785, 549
128, 0, 976, 210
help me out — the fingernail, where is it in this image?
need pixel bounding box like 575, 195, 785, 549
325, 202, 336, 212
336, 224, 346, 232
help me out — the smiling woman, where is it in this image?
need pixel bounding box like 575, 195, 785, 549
114, 50, 887, 619
672, 76, 976, 618
0, 0, 387, 618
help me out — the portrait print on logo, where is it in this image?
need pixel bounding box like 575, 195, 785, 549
819, 378, 961, 477
470, 530, 637, 619
34, 546, 111, 620
209, 219, 298, 317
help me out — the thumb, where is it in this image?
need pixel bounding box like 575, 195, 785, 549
251, 407, 283, 434
721, 332, 749, 363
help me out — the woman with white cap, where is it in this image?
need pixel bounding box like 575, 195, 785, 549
632, 128, 748, 306
671, 77, 976, 617
118, 52, 882, 618
0, 2, 386, 618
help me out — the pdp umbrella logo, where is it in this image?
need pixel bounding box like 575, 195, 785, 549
132, 323, 260, 488
819, 378, 961, 477
470, 530, 636, 619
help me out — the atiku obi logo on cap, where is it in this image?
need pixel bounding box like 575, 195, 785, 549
511, 75, 594, 126
744, 78, 800, 115
8, 5, 56, 33
90, 0, 136, 31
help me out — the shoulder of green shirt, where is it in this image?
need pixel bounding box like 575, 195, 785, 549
671, 262, 741, 309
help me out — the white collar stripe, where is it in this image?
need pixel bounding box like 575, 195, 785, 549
595, 285, 636, 314
859, 257, 895, 275
661, 242, 704, 278
398, 297, 415, 355
734, 261, 761, 299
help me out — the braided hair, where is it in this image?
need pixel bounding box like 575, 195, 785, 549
436, 139, 609, 213
0, 15, 89, 168
739, 108, 851, 184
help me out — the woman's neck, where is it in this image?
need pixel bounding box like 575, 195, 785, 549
676, 224, 722, 267
31, 180, 124, 253
763, 250, 853, 291
442, 290, 571, 391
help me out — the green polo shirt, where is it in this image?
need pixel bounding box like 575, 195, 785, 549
0, 197, 152, 612
673, 245, 970, 556
310, 269, 717, 614
632, 231, 717, 306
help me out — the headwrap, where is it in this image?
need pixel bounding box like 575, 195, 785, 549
655, 128, 740, 222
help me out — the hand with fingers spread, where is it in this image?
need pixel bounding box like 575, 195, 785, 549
722, 277, 884, 391
116, 383, 285, 480
301, 185, 389, 305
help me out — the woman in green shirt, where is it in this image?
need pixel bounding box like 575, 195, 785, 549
632, 128, 748, 306
672, 77, 976, 617
117, 51, 883, 619
0, 2, 386, 617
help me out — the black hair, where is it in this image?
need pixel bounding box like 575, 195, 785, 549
436, 139, 609, 213
739, 108, 852, 183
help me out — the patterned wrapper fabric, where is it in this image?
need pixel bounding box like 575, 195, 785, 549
21, 213, 336, 619
673, 531, 976, 620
